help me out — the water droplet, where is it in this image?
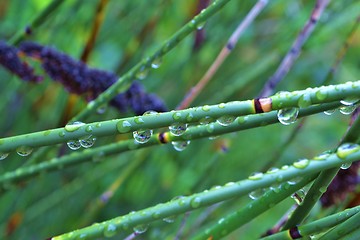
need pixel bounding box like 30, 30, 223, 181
324, 109, 336, 115
143, 110, 157, 115
152, 211, 160, 219
216, 115, 235, 126
66, 140, 81, 150
314, 151, 332, 160
117, 120, 132, 133
133, 224, 148, 234
293, 158, 310, 169
43, 130, 51, 136
172, 112, 182, 121
169, 123, 187, 136
298, 93, 312, 108
266, 167, 279, 174
190, 197, 201, 208
339, 105, 357, 115
287, 176, 302, 185
172, 140, 190, 151
0, 152, 9, 160
151, 57, 162, 69
103, 224, 117, 238
315, 89, 328, 101
196, 21, 206, 30
277, 108, 299, 125
186, 113, 194, 121
218, 103, 226, 109
58, 131, 66, 137
340, 97, 358, 106
199, 116, 213, 125
202, 105, 210, 112
136, 66, 149, 80
336, 143, 360, 159
249, 189, 265, 200
163, 215, 176, 223
64, 121, 85, 132
16, 146, 33, 156
79, 135, 96, 148
248, 172, 263, 180
238, 116, 248, 124
206, 123, 215, 133
291, 189, 306, 205
96, 105, 107, 114
85, 125, 93, 133
134, 117, 145, 124
340, 162, 352, 169
133, 130, 153, 144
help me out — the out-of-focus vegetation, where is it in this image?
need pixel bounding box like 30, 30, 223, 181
0, 0, 359, 239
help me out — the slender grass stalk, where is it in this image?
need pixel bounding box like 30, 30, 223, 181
259, 0, 330, 97
192, 175, 317, 240
177, 0, 268, 110
342, 225, 360, 240
9, 0, 65, 45
51, 148, 360, 239
0, 80, 358, 153
0, 102, 341, 187
261, 206, 360, 240
73, 0, 234, 121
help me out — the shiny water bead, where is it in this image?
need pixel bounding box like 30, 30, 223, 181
216, 115, 235, 126
293, 159, 310, 169
151, 57, 162, 69
64, 121, 85, 132
163, 215, 176, 223
248, 172, 263, 180
291, 189, 306, 205
287, 176, 302, 185
340, 97, 359, 106
339, 105, 357, 115
103, 224, 117, 238
133, 129, 153, 144
199, 116, 213, 125
96, 104, 107, 114
67, 140, 81, 150
323, 109, 336, 116
336, 143, 360, 159
314, 151, 332, 160
248, 188, 265, 200
79, 135, 96, 148
16, 146, 33, 156
171, 140, 190, 151
298, 93, 312, 108
340, 162, 352, 170
0, 152, 9, 160
169, 123, 187, 136
133, 224, 148, 234
135, 66, 149, 80
277, 108, 299, 125
196, 20, 206, 30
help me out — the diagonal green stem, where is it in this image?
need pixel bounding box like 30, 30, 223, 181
1, 80, 358, 153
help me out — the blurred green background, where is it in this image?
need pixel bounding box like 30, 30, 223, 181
0, 0, 359, 239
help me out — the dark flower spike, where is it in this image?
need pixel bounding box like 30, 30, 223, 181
0, 41, 42, 82
17, 41, 167, 114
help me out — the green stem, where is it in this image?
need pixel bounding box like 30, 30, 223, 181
261, 206, 360, 240
1, 80, 358, 153
52, 148, 360, 239
192, 175, 317, 240
9, 0, 65, 45
0, 102, 341, 187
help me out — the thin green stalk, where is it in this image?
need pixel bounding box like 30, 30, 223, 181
261, 206, 360, 240
1, 80, 358, 153
52, 148, 360, 239
342, 225, 360, 240
73, 0, 233, 121
318, 211, 360, 240
192, 175, 317, 240
0, 102, 341, 187
9, 0, 65, 45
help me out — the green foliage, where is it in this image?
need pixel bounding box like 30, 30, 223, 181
0, 1, 359, 239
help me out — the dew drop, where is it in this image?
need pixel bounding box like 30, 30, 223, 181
340, 162, 352, 170
202, 105, 210, 112
133, 130, 153, 144
277, 108, 299, 125
163, 215, 176, 223
103, 224, 117, 238
172, 112, 182, 121
287, 176, 302, 185
67, 140, 81, 150
79, 135, 96, 148
206, 123, 215, 133
0, 152, 9, 160
186, 113, 194, 121
218, 103, 226, 109
169, 123, 187, 136
85, 125, 93, 133
136, 67, 149, 80
64, 121, 85, 132
266, 167, 279, 174
216, 115, 235, 126
58, 131, 66, 137
196, 21, 206, 30
315, 89, 328, 101
291, 189, 306, 205
117, 120, 132, 133
238, 116, 248, 124
339, 105, 357, 115
298, 93, 312, 108
151, 57, 162, 69
152, 211, 160, 219
319, 186, 327, 193
314, 151, 332, 160
16, 146, 33, 156
248, 189, 265, 200
199, 116, 213, 125
340, 97, 358, 106
323, 109, 336, 115
134, 117, 145, 124
248, 172, 263, 180
190, 197, 201, 208
96, 105, 107, 114
336, 143, 360, 159
293, 158, 310, 169
133, 224, 148, 234
172, 140, 190, 151
143, 110, 157, 115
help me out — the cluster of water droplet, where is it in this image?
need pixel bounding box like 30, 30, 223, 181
65, 121, 97, 150
132, 111, 156, 144
323, 97, 359, 116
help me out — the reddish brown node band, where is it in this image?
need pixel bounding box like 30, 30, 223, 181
158, 132, 168, 144
254, 98, 272, 113
289, 226, 302, 239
